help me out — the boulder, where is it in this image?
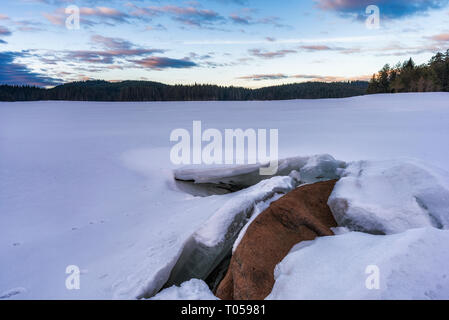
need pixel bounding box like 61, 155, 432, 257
328, 159, 449, 235
216, 179, 338, 300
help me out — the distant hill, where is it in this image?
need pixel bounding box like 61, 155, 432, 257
0, 80, 369, 102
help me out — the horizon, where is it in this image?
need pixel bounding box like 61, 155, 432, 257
0, 77, 371, 90
1, 0, 449, 88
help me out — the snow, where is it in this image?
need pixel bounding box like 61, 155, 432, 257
267, 227, 449, 300
193, 176, 295, 247
163, 155, 344, 288
162, 176, 295, 291
0, 287, 27, 299
298, 154, 345, 183
150, 279, 218, 300
328, 159, 449, 234
1, 93, 449, 299
174, 154, 345, 187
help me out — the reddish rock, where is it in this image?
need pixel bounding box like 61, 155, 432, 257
216, 180, 338, 300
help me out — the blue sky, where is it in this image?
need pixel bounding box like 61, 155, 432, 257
1, 0, 449, 87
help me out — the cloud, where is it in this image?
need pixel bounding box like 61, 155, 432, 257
129, 3, 283, 29
24, 0, 76, 4
0, 25, 11, 43
229, 13, 251, 25
91, 35, 133, 50
129, 4, 225, 27
292, 74, 371, 81
297, 44, 359, 54
132, 57, 197, 70
366, 42, 442, 56
315, 0, 449, 19
299, 45, 333, 51
169, 7, 224, 27
42, 12, 65, 25
237, 72, 371, 82
80, 6, 130, 23
43, 6, 136, 27
66, 48, 164, 64
0, 26, 12, 36
256, 16, 289, 27
0, 51, 61, 86
188, 52, 214, 60
145, 24, 167, 31
237, 73, 289, 81
249, 48, 297, 59
212, 0, 248, 4
429, 32, 449, 42
39, 57, 60, 65
229, 13, 289, 28
65, 35, 165, 64
291, 74, 343, 81
13, 20, 44, 32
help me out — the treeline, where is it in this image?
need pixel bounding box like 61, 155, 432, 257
0, 80, 368, 102
0, 85, 46, 101
367, 50, 449, 94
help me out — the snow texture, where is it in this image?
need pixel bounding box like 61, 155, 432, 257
268, 228, 449, 300
174, 154, 345, 188
151, 279, 218, 300
328, 159, 449, 234
1, 93, 449, 299
163, 176, 295, 290
193, 176, 295, 247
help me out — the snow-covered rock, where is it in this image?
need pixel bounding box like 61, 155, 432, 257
174, 154, 345, 189
151, 279, 218, 300
193, 176, 295, 247
328, 159, 449, 234
162, 175, 296, 291
299, 154, 345, 184
164, 155, 344, 294
268, 228, 449, 300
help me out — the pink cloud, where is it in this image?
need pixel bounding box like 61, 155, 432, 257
430, 33, 449, 42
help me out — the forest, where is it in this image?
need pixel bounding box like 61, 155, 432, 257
367, 50, 449, 94
0, 80, 368, 101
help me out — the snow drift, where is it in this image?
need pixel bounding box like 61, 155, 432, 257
174, 154, 345, 191
328, 159, 449, 234
2, 94, 449, 299
268, 227, 449, 300
160, 176, 295, 294
151, 279, 218, 300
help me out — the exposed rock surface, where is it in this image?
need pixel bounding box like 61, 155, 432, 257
216, 179, 338, 300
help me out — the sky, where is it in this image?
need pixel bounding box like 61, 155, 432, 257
0, 0, 449, 88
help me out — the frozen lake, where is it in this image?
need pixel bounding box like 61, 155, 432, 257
1, 93, 449, 299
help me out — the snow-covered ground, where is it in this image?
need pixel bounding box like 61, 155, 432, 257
1, 93, 449, 299
267, 227, 449, 300
329, 159, 449, 234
